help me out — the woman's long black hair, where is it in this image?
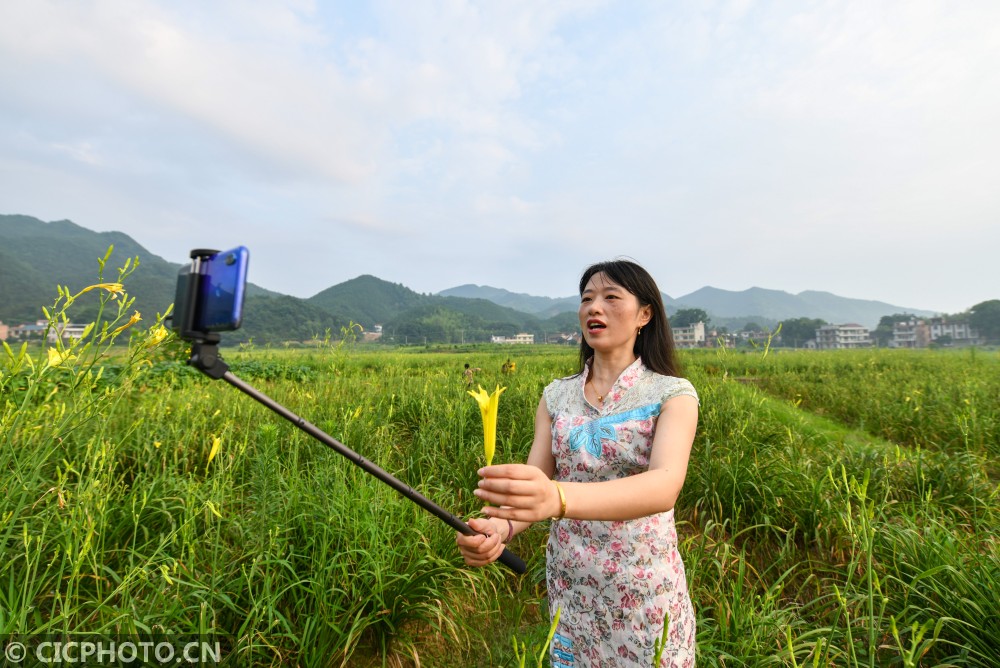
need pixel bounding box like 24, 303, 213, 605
577, 259, 683, 378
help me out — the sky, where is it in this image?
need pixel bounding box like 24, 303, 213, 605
1, 1, 998, 315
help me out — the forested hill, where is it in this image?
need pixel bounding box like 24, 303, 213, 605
0, 215, 281, 326
0, 214, 182, 323
307, 275, 429, 326
0, 215, 567, 345
305, 275, 565, 344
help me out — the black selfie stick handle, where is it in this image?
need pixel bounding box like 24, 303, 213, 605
191, 347, 526, 574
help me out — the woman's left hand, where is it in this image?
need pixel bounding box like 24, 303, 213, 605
474, 464, 562, 523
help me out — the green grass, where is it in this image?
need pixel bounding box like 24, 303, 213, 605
3, 273, 997, 666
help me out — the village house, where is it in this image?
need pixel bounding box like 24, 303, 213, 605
670, 322, 762, 349
7, 320, 49, 341
49, 322, 89, 342
815, 323, 872, 350
671, 321, 706, 349
706, 329, 740, 348
891, 317, 981, 348
0, 320, 90, 342
736, 328, 776, 344
928, 317, 981, 346
491, 332, 535, 344
890, 319, 932, 348
554, 332, 582, 345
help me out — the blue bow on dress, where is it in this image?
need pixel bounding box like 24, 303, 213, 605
567, 403, 660, 458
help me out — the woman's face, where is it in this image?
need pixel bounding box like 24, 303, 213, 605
578, 272, 651, 354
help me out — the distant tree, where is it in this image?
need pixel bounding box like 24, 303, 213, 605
671, 308, 709, 328
871, 313, 919, 347
969, 299, 1000, 343
742, 322, 761, 332
778, 317, 827, 347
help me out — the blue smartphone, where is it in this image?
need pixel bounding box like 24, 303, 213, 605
194, 246, 249, 331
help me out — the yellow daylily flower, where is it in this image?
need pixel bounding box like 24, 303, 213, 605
80, 282, 125, 296
46, 347, 77, 367
110, 311, 142, 337
207, 435, 222, 466
148, 324, 169, 346
468, 384, 506, 466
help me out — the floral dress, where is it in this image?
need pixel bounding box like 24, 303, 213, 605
543, 357, 698, 667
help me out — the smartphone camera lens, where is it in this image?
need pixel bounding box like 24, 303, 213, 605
225, 253, 236, 266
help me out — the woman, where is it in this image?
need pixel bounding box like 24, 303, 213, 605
456, 259, 699, 667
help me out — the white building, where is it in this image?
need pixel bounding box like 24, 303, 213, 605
928, 317, 981, 346
491, 332, 535, 344
815, 323, 872, 349
671, 321, 706, 348
48, 322, 90, 343
890, 317, 980, 348
890, 319, 931, 349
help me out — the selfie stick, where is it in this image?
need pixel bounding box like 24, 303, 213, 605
178, 252, 526, 575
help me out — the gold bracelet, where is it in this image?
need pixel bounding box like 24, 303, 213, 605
551, 480, 567, 520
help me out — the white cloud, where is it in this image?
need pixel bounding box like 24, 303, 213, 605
0, 1, 997, 313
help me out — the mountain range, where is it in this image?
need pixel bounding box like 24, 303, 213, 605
437, 283, 938, 330
1, 214, 941, 344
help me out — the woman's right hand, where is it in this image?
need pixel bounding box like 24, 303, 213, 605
456, 517, 506, 567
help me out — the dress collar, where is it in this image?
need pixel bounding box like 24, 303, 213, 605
581, 356, 646, 409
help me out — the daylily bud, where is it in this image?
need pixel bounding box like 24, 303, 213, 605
468, 384, 506, 466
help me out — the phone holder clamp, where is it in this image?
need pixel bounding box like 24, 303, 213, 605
188, 335, 229, 379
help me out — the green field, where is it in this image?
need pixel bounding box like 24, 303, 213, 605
2, 286, 998, 667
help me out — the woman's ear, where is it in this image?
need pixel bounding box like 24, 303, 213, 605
639, 305, 653, 327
